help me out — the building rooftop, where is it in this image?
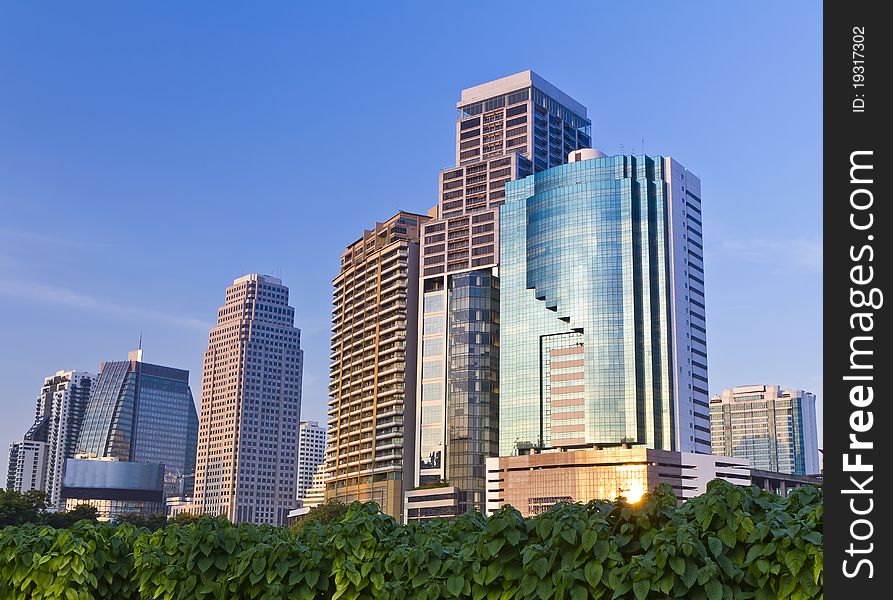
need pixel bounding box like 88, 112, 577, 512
458, 69, 588, 118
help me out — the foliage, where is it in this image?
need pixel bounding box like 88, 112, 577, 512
290, 500, 349, 533
0, 490, 97, 529
0, 489, 49, 527
0, 481, 823, 600
43, 504, 99, 529
114, 512, 168, 531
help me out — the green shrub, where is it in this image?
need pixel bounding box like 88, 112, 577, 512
0, 481, 822, 600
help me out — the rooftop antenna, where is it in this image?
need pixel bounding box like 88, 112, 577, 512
642, 138, 646, 155
138, 332, 142, 351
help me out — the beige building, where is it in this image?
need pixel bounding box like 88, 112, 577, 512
485, 447, 750, 517
325, 212, 429, 518
193, 274, 303, 525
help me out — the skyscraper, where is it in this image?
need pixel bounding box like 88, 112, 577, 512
78, 350, 198, 498
326, 212, 428, 519
193, 274, 303, 525
499, 150, 710, 455
6, 370, 95, 510
42, 371, 95, 510
410, 71, 590, 519
296, 420, 326, 504
710, 384, 820, 475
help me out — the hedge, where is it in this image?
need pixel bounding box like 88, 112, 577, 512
0, 480, 822, 600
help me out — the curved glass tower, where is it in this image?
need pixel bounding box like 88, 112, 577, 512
77, 350, 198, 496
499, 152, 710, 455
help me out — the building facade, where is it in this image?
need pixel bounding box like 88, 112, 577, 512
61, 458, 164, 520
77, 350, 198, 498
412, 71, 591, 518
42, 372, 96, 509
6, 370, 96, 511
484, 447, 750, 517
710, 384, 820, 475
499, 150, 710, 456
326, 212, 428, 519
193, 274, 303, 525
296, 420, 326, 504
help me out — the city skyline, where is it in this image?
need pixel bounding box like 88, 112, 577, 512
0, 2, 823, 480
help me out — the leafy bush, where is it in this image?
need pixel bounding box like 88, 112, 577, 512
0, 481, 822, 599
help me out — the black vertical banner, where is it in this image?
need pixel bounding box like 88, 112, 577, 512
824, 1, 890, 597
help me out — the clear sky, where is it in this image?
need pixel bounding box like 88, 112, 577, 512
0, 1, 822, 477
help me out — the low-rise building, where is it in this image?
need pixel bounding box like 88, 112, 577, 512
60, 458, 165, 520
485, 446, 750, 516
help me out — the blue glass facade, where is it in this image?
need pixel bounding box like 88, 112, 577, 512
500, 154, 698, 455
77, 356, 198, 496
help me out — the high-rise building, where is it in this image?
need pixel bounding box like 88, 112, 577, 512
42, 371, 95, 510
296, 420, 326, 504
6, 370, 95, 510
499, 150, 710, 455
7, 417, 50, 493
411, 71, 590, 519
193, 274, 303, 525
78, 350, 198, 498
710, 384, 820, 475
326, 212, 429, 519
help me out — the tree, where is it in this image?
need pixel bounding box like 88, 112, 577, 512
290, 500, 349, 532
114, 512, 168, 531
168, 511, 201, 525
0, 489, 48, 527
44, 504, 99, 528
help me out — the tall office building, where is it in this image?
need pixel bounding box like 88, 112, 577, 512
710, 384, 819, 475
78, 350, 198, 498
296, 420, 326, 504
193, 275, 303, 525
326, 212, 428, 519
6, 370, 95, 509
410, 71, 590, 519
499, 150, 710, 456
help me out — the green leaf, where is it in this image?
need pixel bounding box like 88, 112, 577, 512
532, 557, 549, 580
708, 536, 723, 558
669, 556, 686, 577
705, 578, 722, 600
584, 561, 603, 588
305, 569, 320, 588
718, 526, 737, 548
447, 574, 464, 596
632, 579, 650, 600
592, 540, 611, 563
784, 549, 806, 577
682, 561, 698, 589
570, 585, 587, 600
487, 538, 505, 557
505, 528, 521, 546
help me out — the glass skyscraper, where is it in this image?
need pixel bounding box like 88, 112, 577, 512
77, 350, 198, 497
499, 150, 710, 456
408, 71, 591, 521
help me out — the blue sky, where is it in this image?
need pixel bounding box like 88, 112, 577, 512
0, 1, 822, 476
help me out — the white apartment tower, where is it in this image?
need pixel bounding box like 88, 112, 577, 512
296, 420, 326, 504
6, 370, 95, 510
194, 274, 304, 525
